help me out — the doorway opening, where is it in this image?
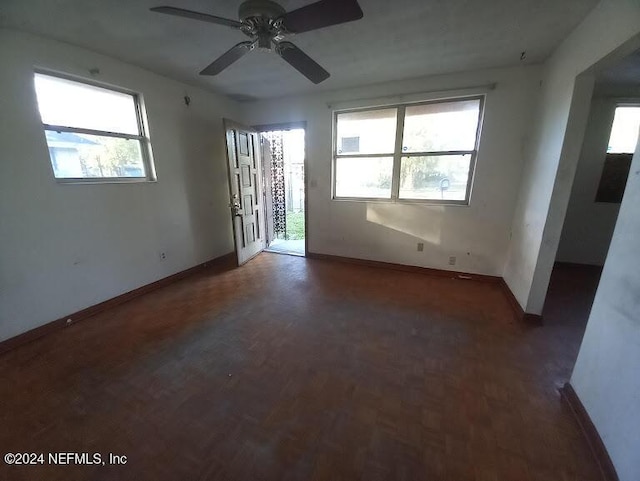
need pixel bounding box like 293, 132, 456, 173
259, 126, 306, 256
544, 48, 640, 339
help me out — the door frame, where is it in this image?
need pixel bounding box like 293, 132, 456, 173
254, 121, 308, 257
223, 118, 267, 265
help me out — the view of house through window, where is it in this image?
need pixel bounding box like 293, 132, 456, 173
334, 97, 483, 203
33, 72, 153, 181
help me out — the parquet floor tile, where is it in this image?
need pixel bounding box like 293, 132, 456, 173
0, 255, 601, 480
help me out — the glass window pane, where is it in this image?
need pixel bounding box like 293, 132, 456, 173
403, 99, 480, 153
44, 130, 146, 179
399, 155, 471, 201
336, 108, 397, 155
335, 156, 393, 198
607, 106, 640, 154
34, 74, 140, 135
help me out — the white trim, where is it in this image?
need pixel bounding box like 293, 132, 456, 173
331, 95, 486, 205
44, 124, 144, 140
34, 71, 156, 183
327, 83, 496, 111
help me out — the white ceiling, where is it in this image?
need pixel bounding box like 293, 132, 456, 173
597, 49, 640, 87
0, 0, 598, 100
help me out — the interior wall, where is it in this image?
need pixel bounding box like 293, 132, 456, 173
556, 95, 631, 266
0, 29, 237, 343
502, 0, 640, 313
570, 133, 640, 481
242, 65, 542, 277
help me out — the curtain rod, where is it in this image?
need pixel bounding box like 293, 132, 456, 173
326, 83, 497, 109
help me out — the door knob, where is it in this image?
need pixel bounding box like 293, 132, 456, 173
229, 201, 243, 217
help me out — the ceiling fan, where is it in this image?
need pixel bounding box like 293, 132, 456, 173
150, 0, 364, 84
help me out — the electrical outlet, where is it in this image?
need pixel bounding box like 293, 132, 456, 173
159, 252, 166, 260
448, 256, 456, 266
417, 242, 424, 252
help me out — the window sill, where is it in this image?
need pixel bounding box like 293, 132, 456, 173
332, 197, 470, 206
54, 177, 157, 185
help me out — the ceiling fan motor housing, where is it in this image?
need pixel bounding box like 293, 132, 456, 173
238, 0, 287, 51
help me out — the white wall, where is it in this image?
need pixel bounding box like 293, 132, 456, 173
556, 95, 627, 266
0, 29, 237, 342
243, 66, 542, 276
503, 0, 640, 313
570, 133, 640, 481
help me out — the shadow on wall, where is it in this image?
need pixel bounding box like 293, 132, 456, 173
179, 113, 234, 260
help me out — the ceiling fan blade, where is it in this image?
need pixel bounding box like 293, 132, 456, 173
276, 42, 330, 84
150, 6, 243, 29
281, 0, 363, 33
200, 41, 255, 76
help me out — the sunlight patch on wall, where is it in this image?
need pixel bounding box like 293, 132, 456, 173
366, 203, 444, 246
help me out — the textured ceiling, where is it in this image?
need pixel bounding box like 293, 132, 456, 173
0, 0, 598, 100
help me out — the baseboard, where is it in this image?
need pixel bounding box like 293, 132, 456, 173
307, 253, 546, 325
0, 252, 236, 356
522, 312, 543, 324
306, 252, 502, 284
554, 261, 604, 270
499, 278, 543, 325
305, 253, 547, 326
560, 382, 619, 481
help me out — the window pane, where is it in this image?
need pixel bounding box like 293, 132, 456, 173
34, 73, 140, 135
44, 130, 146, 179
336, 108, 397, 155
335, 156, 393, 198
607, 106, 640, 154
399, 155, 471, 201
403, 99, 480, 152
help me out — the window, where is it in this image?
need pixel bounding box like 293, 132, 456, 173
596, 105, 640, 203
607, 105, 640, 154
333, 96, 484, 203
33, 72, 155, 181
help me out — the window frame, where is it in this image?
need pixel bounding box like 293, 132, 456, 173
332, 95, 485, 205
34, 70, 156, 183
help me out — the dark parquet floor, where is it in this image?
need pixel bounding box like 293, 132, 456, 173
0, 254, 602, 481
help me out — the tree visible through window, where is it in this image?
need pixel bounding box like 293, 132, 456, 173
33, 72, 155, 181
333, 97, 484, 203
